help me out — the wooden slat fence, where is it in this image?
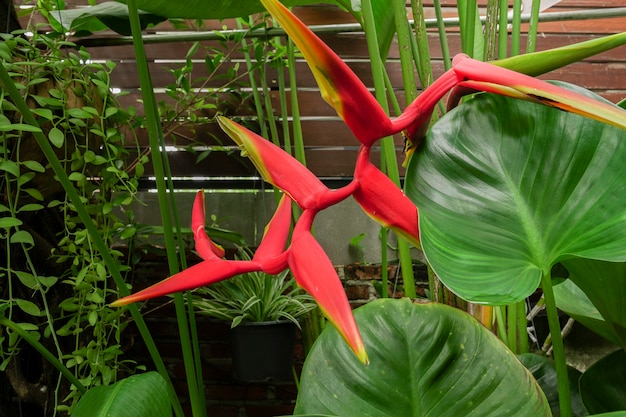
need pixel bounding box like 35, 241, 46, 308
22, 0, 626, 188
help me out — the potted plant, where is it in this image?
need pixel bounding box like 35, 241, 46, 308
191, 249, 317, 382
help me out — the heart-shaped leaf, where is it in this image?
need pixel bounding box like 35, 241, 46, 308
294, 298, 551, 416
405, 90, 626, 304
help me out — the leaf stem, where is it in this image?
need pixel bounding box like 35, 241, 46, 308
540, 269, 572, 417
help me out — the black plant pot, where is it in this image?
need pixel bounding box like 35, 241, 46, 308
230, 320, 296, 382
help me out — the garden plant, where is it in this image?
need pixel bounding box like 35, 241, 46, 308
0, 0, 625, 416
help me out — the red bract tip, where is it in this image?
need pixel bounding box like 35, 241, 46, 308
353, 147, 420, 248
288, 211, 368, 364
260, 0, 394, 146
110, 259, 260, 307
217, 116, 333, 210
192, 190, 225, 260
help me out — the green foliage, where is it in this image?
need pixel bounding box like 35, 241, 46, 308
192, 250, 316, 328
295, 299, 551, 416
71, 372, 171, 417
0, 30, 144, 411
405, 87, 626, 305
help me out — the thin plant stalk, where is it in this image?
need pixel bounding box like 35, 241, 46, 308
511, 0, 523, 55
541, 269, 572, 417
411, 0, 434, 89
498, 0, 509, 59
126, 1, 206, 415
495, 306, 510, 346
506, 302, 518, 353
433, 0, 452, 69
526, 0, 542, 53
361, 0, 417, 299
485, 0, 499, 61
393, 0, 418, 102
0, 53, 184, 416
518, 300, 529, 353
287, 38, 306, 166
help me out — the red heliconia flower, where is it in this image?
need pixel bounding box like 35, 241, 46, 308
217, 116, 356, 210
259, 0, 395, 147
353, 146, 420, 248
288, 210, 368, 364
192, 190, 225, 260
450, 54, 626, 130
252, 194, 292, 274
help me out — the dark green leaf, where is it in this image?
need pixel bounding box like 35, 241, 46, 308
295, 299, 551, 416
50, 2, 167, 36
580, 349, 626, 414
518, 353, 586, 417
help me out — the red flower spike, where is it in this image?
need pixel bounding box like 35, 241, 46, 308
353, 147, 420, 248
288, 211, 369, 364
217, 116, 332, 210
452, 54, 626, 130
260, 0, 394, 146
252, 194, 292, 274
192, 190, 225, 260
110, 259, 260, 307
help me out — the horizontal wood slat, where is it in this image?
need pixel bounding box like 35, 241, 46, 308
16, 0, 626, 186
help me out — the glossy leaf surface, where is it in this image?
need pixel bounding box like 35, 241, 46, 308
71, 372, 170, 417
405, 92, 626, 304
560, 258, 626, 348
294, 298, 551, 416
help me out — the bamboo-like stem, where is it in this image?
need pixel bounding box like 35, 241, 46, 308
526, 0, 542, 53
433, 0, 452, 70
127, 2, 204, 415
511, 0, 522, 55
361, 0, 417, 299
498, 0, 509, 59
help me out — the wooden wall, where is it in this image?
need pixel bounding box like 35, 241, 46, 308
22, 1, 626, 186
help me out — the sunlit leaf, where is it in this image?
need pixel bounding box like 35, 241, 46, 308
405, 91, 626, 304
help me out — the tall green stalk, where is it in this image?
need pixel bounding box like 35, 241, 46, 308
526, 0, 542, 53
361, 0, 416, 299
126, 1, 205, 415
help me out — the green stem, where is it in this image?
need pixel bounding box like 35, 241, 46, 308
287, 38, 306, 166
507, 302, 518, 353
411, 0, 434, 89
361, 0, 416, 299
498, 0, 509, 58
433, 0, 452, 69
518, 300, 529, 353
541, 269, 572, 417
511, 0, 522, 56
126, 1, 202, 415
526, 0, 542, 53
495, 305, 510, 347
0, 317, 85, 394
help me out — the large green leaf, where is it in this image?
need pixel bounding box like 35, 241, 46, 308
50, 2, 165, 36
405, 90, 626, 304
294, 298, 551, 416
119, 0, 349, 19
71, 372, 171, 417
579, 349, 626, 414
